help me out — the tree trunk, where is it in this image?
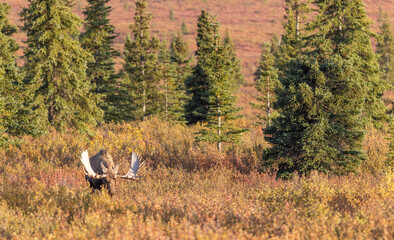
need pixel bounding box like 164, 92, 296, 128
165, 74, 168, 120
48, 69, 57, 127
217, 96, 222, 152
141, 31, 146, 121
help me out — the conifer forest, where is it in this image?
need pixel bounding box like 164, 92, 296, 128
0, 0, 393, 238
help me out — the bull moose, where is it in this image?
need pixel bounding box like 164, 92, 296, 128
80, 150, 145, 195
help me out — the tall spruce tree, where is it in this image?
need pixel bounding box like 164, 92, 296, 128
1, 3, 44, 139
223, 29, 244, 88
252, 42, 279, 128
263, 0, 384, 177
185, 11, 212, 124
309, 0, 387, 125
20, 0, 102, 132
377, 11, 394, 86
81, 0, 120, 122
122, 0, 161, 121
191, 11, 246, 152
264, 53, 367, 178
159, 40, 187, 122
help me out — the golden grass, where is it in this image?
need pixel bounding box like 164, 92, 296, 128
0, 118, 392, 239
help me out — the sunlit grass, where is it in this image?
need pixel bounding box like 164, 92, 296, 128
0, 118, 392, 239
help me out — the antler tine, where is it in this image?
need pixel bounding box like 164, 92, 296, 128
137, 161, 146, 173
119, 152, 145, 180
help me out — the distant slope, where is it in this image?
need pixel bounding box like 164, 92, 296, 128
4, 0, 394, 120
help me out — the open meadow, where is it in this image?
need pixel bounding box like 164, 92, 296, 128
0, 119, 392, 239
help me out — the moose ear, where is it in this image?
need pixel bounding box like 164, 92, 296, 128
101, 162, 108, 173
113, 164, 119, 175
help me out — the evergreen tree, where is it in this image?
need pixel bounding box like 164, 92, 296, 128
264, 54, 366, 178
0, 3, 21, 146
81, 0, 120, 122
270, 35, 280, 55
191, 11, 246, 152
377, 11, 394, 86
185, 10, 213, 124
159, 40, 188, 122
169, 32, 192, 120
275, 0, 311, 69
170, 31, 191, 72
309, 0, 387, 125
252, 42, 279, 128
181, 21, 188, 35
20, 0, 102, 132
223, 28, 244, 88
122, 0, 161, 121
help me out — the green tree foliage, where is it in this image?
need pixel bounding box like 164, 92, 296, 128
309, 0, 387, 125
170, 31, 192, 81
181, 21, 188, 35
223, 29, 244, 88
0, 3, 21, 146
122, 0, 161, 121
170, 32, 192, 121
81, 0, 120, 122
252, 42, 279, 128
275, 0, 311, 69
169, 8, 174, 21
159, 40, 188, 122
264, 54, 366, 178
191, 11, 246, 152
377, 11, 394, 86
20, 0, 102, 132
185, 11, 213, 124
263, 0, 383, 178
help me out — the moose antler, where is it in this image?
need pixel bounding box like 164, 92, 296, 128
120, 152, 145, 180
80, 150, 107, 179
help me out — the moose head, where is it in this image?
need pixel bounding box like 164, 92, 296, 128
80, 150, 145, 195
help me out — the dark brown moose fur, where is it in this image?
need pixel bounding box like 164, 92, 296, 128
85, 150, 119, 195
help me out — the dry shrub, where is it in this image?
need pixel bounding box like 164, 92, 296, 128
362, 125, 390, 174
0, 118, 392, 239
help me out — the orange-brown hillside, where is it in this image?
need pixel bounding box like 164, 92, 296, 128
4, 0, 394, 120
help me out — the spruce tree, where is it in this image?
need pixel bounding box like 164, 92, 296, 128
0, 3, 20, 146
122, 0, 161, 121
20, 0, 102, 132
1, 3, 44, 144
81, 0, 120, 122
159, 40, 188, 122
185, 10, 213, 124
310, 0, 387, 125
252, 42, 279, 128
377, 11, 394, 85
275, 0, 311, 69
264, 54, 366, 178
223, 29, 244, 88
181, 21, 188, 35
191, 11, 246, 152
170, 31, 192, 76
169, 32, 192, 121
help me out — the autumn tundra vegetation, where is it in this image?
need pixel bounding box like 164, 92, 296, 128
0, 0, 393, 239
